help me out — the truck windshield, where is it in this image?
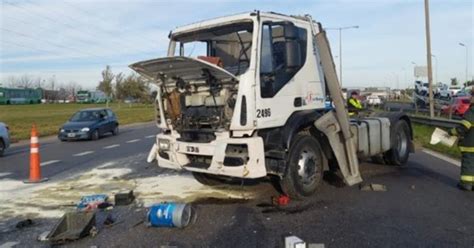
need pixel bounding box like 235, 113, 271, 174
173, 20, 253, 76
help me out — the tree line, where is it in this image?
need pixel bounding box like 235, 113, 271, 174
96, 65, 154, 103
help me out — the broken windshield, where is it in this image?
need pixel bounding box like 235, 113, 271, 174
172, 21, 253, 76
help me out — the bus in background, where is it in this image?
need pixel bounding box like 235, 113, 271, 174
76, 90, 109, 103
0, 87, 42, 105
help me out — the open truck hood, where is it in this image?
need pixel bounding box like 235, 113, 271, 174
129, 56, 238, 83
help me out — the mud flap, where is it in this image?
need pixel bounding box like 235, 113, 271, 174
314, 111, 363, 186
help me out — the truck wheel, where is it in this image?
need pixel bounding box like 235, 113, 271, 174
280, 133, 325, 199
192, 172, 223, 186
384, 120, 410, 166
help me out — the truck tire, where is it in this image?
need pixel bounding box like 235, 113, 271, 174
280, 133, 325, 199
192, 172, 223, 186
384, 120, 410, 166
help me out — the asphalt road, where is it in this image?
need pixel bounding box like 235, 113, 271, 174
0, 122, 158, 181
0, 123, 473, 247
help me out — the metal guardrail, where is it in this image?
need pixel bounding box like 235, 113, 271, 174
409, 115, 461, 129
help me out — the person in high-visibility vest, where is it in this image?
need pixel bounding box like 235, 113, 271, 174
449, 91, 474, 191
347, 91, 363, 117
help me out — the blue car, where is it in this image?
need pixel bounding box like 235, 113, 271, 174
0, 122, 10, 157
58, 108, 119, 141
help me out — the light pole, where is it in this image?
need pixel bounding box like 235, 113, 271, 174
424, 0, 434, 118
326, 25, 359, 86
431, 54, 438, 85
459, 42, 468, 84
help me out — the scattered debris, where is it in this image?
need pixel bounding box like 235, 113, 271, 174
115, 190, 135, 206
285, 236, 306, 248
37, 231, 50, 242
89, 226, 98, 237
97, 202, 113, 210
77, 194, 108, 211
48, 212, 96, 244
359, 183, 387, 192
103, 214, 115, 226
147, 203, 194, 228
15, 219, 33, 229
308, 244, 326, 248
272, 195, 290, 206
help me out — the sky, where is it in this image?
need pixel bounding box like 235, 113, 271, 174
0, 0, 472, 90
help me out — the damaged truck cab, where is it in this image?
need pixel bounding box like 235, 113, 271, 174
130, 11, 414, 199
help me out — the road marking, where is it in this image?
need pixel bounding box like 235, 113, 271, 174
40, 160, 60, 167
0, 172, 12, 177
422, 148, 461, 167
145, 135, 155, 139
126, 139, 141, 143
0, 242, 20, 248
73, 151, 94, 157
104, 144, 120, 149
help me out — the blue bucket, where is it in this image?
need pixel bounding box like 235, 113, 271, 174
147, 203, 193, 228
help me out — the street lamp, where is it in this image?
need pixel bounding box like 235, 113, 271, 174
459, 42, 468, 83
326, 25, 359, 86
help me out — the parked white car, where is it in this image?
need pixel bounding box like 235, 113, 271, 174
440, 85, 462, 99
366, 95, 382, 106
0, 122, 10, 157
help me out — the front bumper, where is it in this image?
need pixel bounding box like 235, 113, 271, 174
150, 132, 267, 179
58, 131, 90, 140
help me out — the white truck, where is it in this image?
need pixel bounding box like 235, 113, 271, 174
131, 12, 414, 199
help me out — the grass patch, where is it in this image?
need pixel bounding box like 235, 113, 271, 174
0, 103, 155, 142
412, 123, 461, 159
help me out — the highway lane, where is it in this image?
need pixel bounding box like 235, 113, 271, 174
69, 150, 473, 248
0, 122, 159, 181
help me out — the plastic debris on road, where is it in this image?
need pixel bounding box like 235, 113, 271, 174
147, 202, 195, 228
359, 183, 387, 192
77, 194, 108, 211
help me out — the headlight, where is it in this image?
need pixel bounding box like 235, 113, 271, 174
60, 129, 65, 133
81, 127, 90, 132
158, 139, 170, 151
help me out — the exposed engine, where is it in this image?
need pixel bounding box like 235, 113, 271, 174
160, 71, 238, 142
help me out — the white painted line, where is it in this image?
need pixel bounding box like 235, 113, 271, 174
0, 241, 20, 248
0, 172, 12, 177
126, 139, 141, 143
73, 151, 95, 157
422, 148, 461, 167
145, 135, 155, 139
104, 144, 120, 149
40, 160, 60, 167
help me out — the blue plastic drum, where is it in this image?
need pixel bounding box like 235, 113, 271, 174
147, 203, 193, 228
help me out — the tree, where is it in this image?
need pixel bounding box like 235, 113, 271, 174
114, 73, 125, 100
120, 73, 150, 102
97, 65, 115, 98
450, 77, 458, 86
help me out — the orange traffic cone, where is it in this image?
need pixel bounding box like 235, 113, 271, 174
24, 124, 48, 183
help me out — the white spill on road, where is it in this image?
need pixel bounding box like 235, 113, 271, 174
103, 144, 120, 149
40, 160, 60, 167
126, 139, 140, 143
0, 154, 255, 230
73, 151, 94, 156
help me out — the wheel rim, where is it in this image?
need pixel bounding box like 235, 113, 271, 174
297, 148, 319, 186
396, 128, 408, 157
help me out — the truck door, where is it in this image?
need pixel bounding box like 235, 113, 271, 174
256, 21, 325, 129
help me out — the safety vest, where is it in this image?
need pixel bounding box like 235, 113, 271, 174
450, 105, 474, 153
348, 98, 363, 116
